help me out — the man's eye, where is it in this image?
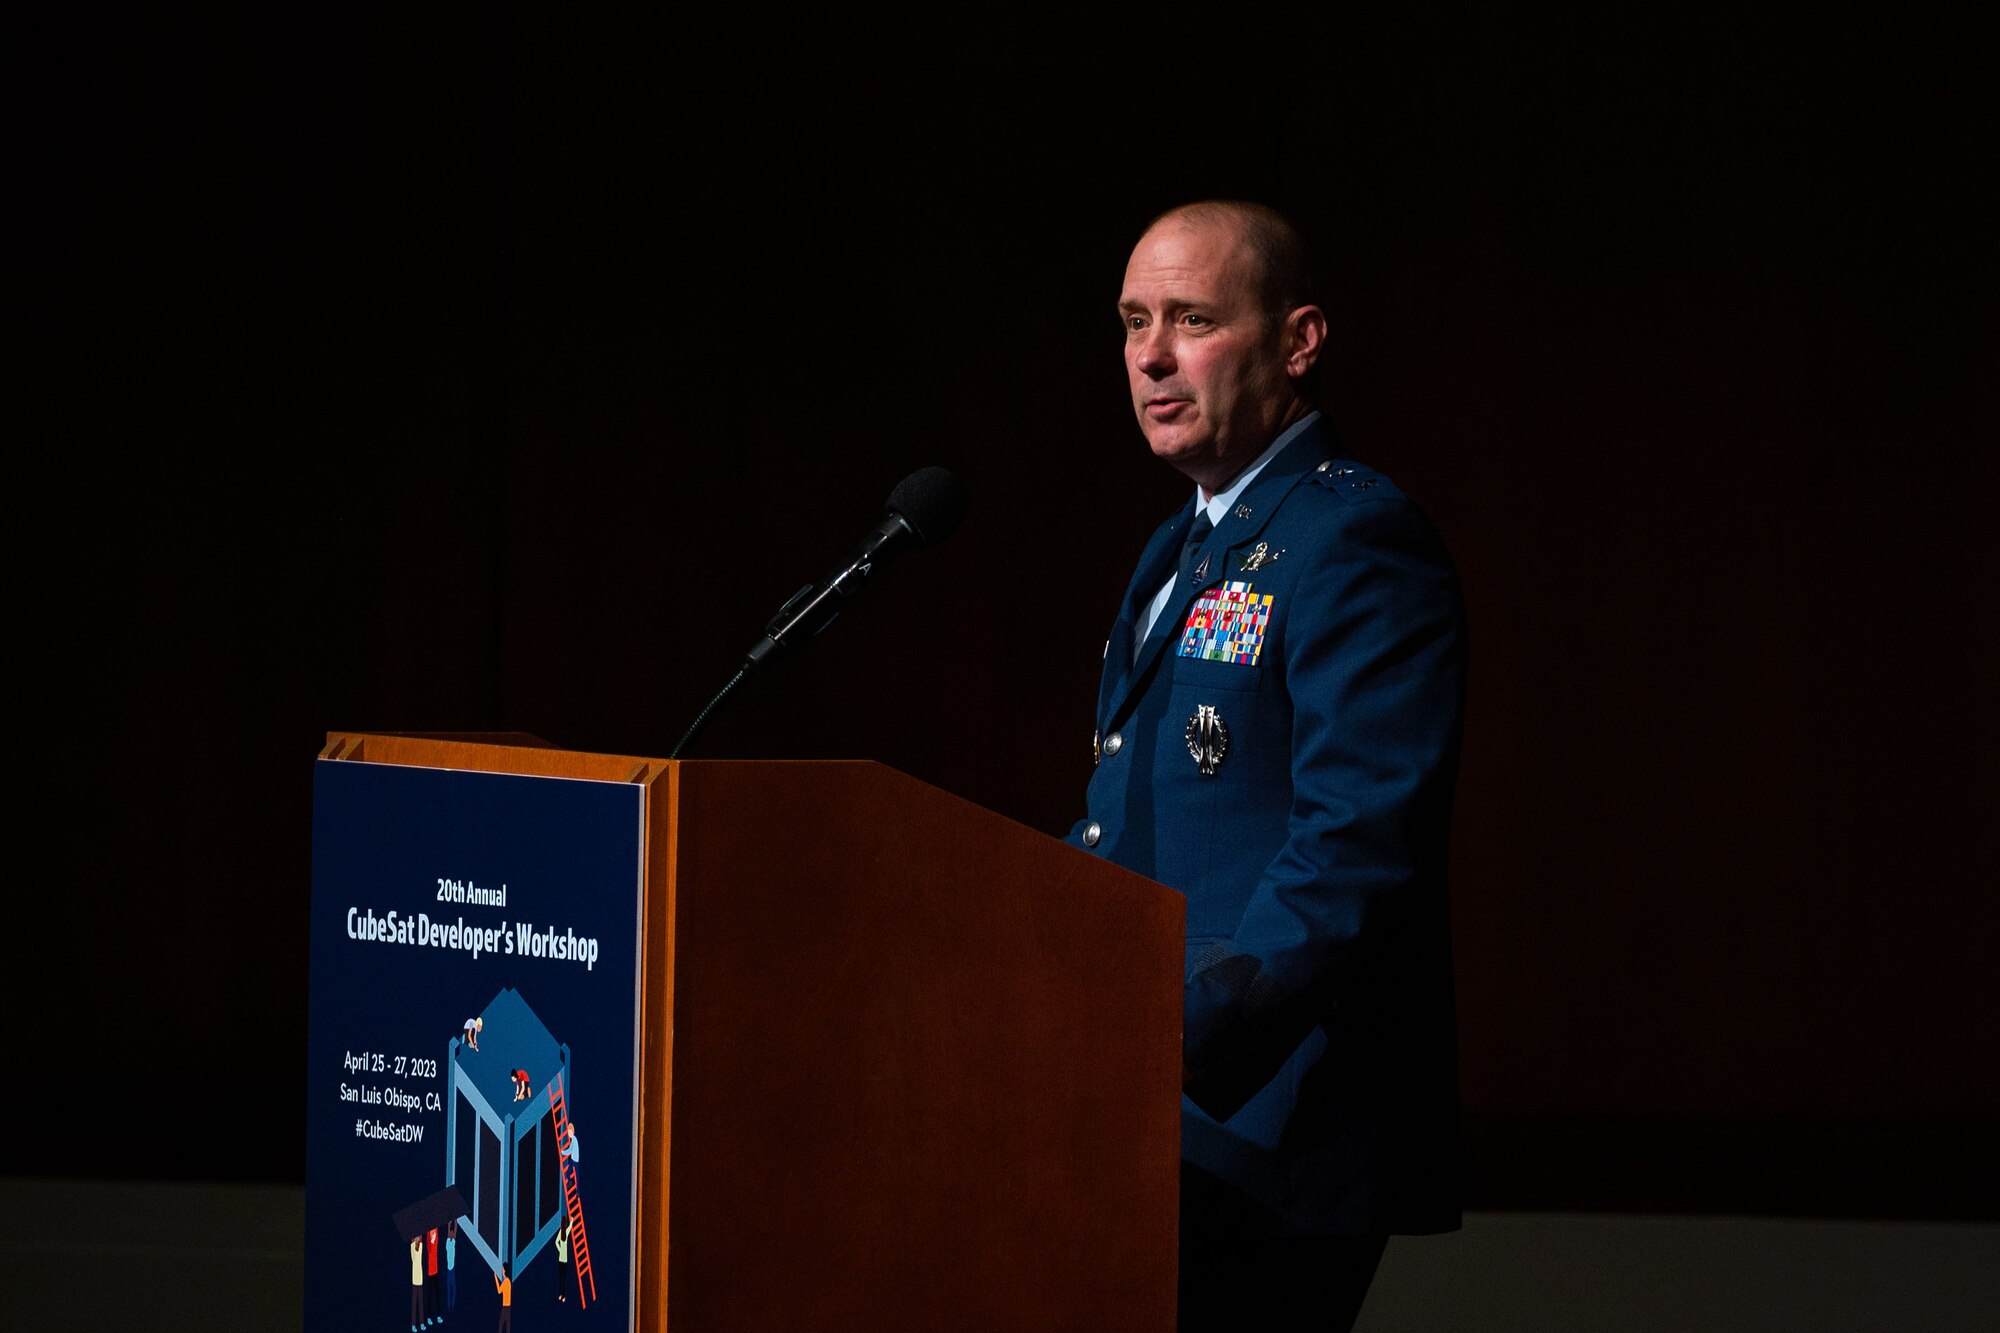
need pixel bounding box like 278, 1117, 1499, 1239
1181, 312, 1210, 327
1126, 315, 1148, 331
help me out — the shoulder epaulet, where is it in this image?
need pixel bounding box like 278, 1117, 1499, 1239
1306, 458, 1403, 504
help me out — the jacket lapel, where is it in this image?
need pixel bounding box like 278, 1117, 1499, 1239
1099, 503, 1200, 727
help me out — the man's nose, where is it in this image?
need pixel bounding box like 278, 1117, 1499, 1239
1133, 327, 1175, 377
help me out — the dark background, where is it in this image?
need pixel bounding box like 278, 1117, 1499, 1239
16, 6, 1995, 1217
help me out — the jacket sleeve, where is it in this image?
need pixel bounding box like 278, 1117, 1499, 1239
1180, 490, 1466, 1120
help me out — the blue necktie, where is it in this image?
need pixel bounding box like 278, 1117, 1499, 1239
1179, 510, 1214, 585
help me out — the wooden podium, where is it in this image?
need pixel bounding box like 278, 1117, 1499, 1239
321, 732, 1182, 1330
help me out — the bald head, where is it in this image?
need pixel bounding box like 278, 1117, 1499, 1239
1146, 201, 1320, 335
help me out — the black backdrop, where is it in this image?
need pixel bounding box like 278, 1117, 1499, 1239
17, 6, 1996, 1217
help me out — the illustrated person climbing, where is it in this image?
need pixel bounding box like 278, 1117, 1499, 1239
462, 1016, 483, 1051
511, 1068, 531, 1101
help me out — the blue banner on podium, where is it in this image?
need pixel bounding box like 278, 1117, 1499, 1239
306, 758, 645, 1331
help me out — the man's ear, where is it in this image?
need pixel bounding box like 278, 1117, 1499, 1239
1283, 304, 1327, 379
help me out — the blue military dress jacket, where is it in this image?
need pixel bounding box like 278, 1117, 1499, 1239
1071, 417, 1466, 1236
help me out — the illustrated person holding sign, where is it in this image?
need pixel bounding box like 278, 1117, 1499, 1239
408, 1235, 427, 1330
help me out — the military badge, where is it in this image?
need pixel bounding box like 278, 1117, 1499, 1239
1237, 541, 1283, 572
1177, 580, 1275, 665
1185, 705, 1229, 776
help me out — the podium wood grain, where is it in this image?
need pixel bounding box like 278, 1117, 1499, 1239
326, 733, 1182, 1331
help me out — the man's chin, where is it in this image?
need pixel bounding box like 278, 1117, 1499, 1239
1146, 436, 1221, 486
1143, 425, 1204, 463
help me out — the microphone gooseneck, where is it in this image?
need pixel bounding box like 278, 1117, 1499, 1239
742, 466, 968, 672
669, 467, 968, 759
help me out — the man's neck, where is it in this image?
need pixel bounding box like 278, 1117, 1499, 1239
1196, 400, 1316, 501
1196, 408, 1321, 511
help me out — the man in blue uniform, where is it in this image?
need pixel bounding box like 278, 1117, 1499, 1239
1072, 201, 1466, 1329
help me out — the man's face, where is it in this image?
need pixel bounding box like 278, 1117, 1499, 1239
1119, 218, 1299, 491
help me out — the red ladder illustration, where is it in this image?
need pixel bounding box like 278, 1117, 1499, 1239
549, 1072, 597, 1307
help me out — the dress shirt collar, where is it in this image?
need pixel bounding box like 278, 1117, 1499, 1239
1196, 410, 1322, 526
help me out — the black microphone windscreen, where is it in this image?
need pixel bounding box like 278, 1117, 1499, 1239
886, 467, 969, 546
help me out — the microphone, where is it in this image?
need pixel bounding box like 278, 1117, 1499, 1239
743, 466, 968, 670
669, 467, 968, 759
